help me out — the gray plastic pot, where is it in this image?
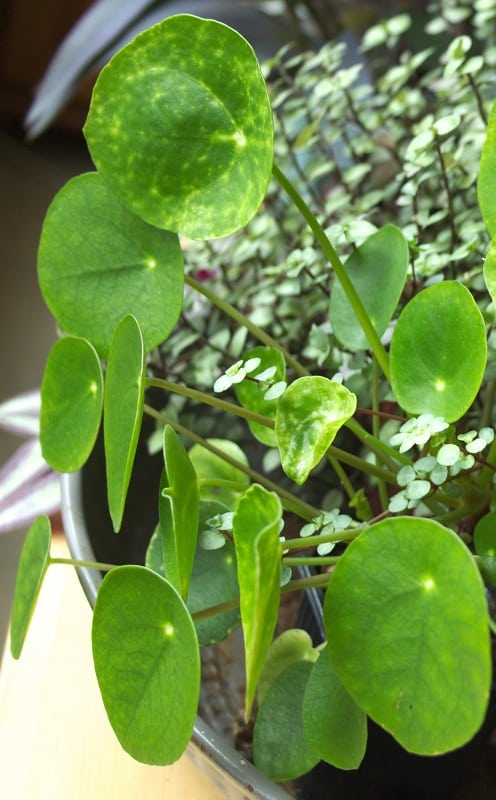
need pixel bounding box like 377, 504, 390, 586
61, 466, 293, 800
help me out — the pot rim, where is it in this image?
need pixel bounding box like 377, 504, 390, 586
61, 471, 293, 800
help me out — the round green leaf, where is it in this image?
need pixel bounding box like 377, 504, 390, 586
235, 346, 286, 446
390, 281, 486, 423
83, 15, 274, 239
478, 100, 496, 238
38, 172, 183, 357
10, 516, 51, 659
92, 565, 200, 765
276, 376, 357, 484
329, 225, 409, 351
104, 315, 145, 532
41, 336, 103, 472
325, 517, 491, 755
302, 645, 367, 770
253, 660, 320, 781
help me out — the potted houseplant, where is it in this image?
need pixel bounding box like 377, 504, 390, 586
9, 7, 496, 798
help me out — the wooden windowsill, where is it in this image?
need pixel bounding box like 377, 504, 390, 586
0, 531, 224, 799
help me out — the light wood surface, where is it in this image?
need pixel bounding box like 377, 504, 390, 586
0, 532, 224, 799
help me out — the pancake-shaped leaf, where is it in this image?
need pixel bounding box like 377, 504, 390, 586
390, 282, 486, 423
38, 172, 183, 357
92, 565, 200, 765
276, 377, 357, 484
147, 499, 240, 645
329, 225, 408, 351
253, 660, 320, 781
10, 515, 51, 659
325, 517, 491, 755
159, 425, 199, 600
302, 645, 367, 770
41, 336, 103, 472
233, 485, 282, 717
84, 15, 273, 239
478, 101, 496, 238
104, 315, 145, 532
189, 439, 250, 508
235, 346, 286, 446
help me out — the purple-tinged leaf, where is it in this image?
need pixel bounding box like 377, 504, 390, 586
0, 390, 41, 437
0, 472, 60, 534
0, 439, 50, 507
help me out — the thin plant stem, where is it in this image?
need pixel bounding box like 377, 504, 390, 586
191, 571, 332, 623
372, 356, 390, 511
143, 403, 320, 520
185, 274, 305, 376
145, 379, 398, 484
272, 162, 390, 380
329, 456, 355, 500
283, 556, 339, 567
49, 557, 117, 572
146, 376, 275, 429
281, 527, 359, 551
347, 417, 411, 468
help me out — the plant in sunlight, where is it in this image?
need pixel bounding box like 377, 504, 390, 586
9, 7, 496, 786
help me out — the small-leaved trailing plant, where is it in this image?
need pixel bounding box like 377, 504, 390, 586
9, 7, 496, 784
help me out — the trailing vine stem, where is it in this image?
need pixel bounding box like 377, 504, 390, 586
191, 571, 332, 623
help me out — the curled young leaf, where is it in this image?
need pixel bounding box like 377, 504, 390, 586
104, 315, 145, 532
233, 484, 282, 718
159, 425, 200, 601
276, 376, 357, 484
